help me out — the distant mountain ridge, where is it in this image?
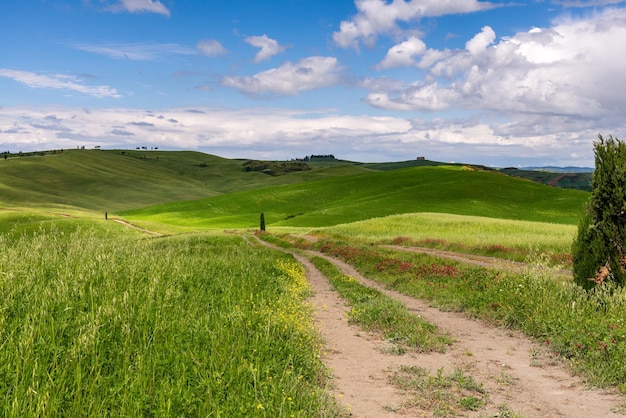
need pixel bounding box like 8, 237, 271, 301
520, 166, 594, 173
499, 167, 592, 191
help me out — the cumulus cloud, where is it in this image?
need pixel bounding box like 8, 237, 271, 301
73, 42, 196, 60
222, 56, 342, 96
333, 0, 498, 49
362, 8, 626, 120
104, 0, 170, 16
376, 36, 427, 69
245, 35, 287, 63
465, 26, 496, 55
0, 69, 121, 98
197, 40, 229, 57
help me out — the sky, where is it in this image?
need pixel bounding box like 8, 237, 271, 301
1, 0, 626, 167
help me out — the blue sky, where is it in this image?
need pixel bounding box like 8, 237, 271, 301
2, 0, 626, 167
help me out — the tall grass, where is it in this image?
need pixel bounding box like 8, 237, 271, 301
0, 210, 139, 239
317, 212, 577, 264
0, 227, 341, 416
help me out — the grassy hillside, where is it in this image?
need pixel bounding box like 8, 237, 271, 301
0, 149, 369, 212
120, 165, 589, 230
499, 168, 592, 191
1, 150, 590, 232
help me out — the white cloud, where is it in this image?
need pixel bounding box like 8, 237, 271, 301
0, 69, 121, 98
333, 0, 498, 49
0, 105, 411, 158
376, 36, 427, 70
73, 42, 196, 60
417, 48, 452, 69
358, 76, 406, 92
365, 82, 458, 111
222, 56, 342, 96
245, 35, 287, 63
197, 40, 229, 57
465, 26, 496, 55
0, 104, 608, 167
362, 8, 626, 120
105, 0, 170, 16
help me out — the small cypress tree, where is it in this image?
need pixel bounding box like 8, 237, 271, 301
260, 212, 266, 231
572, 134, 626, 288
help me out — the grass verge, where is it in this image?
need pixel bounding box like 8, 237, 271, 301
315, 212, 576, 267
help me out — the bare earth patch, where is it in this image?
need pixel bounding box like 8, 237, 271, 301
257, 237, 626, 417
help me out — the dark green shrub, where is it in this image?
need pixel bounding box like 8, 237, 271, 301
572, 209, 609, 289
573, 135, 626, 288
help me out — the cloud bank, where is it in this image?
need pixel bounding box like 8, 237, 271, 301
361, 8, 626, 154
0, 105, 603, 167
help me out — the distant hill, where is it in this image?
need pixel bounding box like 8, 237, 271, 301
0, 150, 590, 226
121, 164, 589, 230
499, 167, 592, 191
0, 149, 368, 211
522, 166, 594, 173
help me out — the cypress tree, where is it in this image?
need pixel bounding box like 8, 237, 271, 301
260, 212, 266, 231
572, 134, 626, 288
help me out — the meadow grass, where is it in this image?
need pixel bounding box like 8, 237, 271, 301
0, 226, 342, 416
313, 239, 626, 390
316, 212, 577, 265
0, 208, 140, 240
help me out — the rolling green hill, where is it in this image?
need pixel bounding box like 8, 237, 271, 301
0, 149, 368, 211
120, 165, 589, 230
1, 149, 590, 232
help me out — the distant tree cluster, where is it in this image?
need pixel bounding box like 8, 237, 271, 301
3, 149, 64, 159
302, 154, 336, 161
242, 160, 311, 176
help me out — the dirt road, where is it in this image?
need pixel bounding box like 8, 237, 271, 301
255, 237, 626, 417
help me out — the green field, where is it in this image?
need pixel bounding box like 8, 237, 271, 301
6, 149, 625, 415
119, 165, 588, 231
0, 227, 343, 416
